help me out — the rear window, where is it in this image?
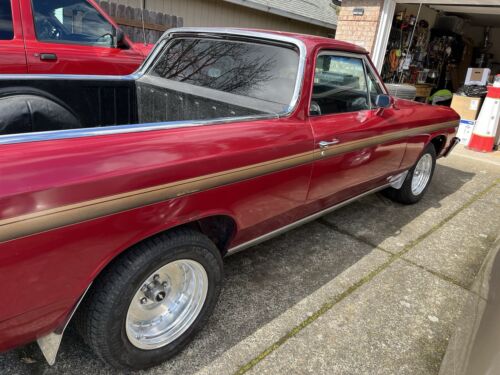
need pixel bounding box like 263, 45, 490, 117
0, 1, 14, 40
150, 38, 299, 108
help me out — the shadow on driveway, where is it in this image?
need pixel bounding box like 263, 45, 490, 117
0, 164, 474, 375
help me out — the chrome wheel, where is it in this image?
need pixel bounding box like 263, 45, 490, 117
126, 259, 208, 350
411, 153, 433, 196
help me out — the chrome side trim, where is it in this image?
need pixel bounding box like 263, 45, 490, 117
0, 113, 278, 145
37, 283, 92, 365
0, 74, 137, 81
226, 184, 390, 256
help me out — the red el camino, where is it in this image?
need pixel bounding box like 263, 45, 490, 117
0, 28, 460, 370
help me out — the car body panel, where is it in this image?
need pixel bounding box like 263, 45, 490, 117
0, 28, 460, 352
1, 0, 150, 75
0, 0, 27, 73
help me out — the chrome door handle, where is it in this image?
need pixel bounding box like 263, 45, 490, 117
40, 53, 58, 61
318, 139, 340, 149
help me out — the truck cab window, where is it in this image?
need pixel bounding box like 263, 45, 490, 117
311, 54, 369, 115
32, 0, 115, 47
0, 1, 14, 40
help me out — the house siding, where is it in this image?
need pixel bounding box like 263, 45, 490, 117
115, 0, 335, 36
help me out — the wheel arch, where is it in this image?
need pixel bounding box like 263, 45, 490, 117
39, 212, 238, 364
429, 134, 447, 156
94, 212, 239, 281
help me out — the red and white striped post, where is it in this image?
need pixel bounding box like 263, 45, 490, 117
468, 74, 500, 152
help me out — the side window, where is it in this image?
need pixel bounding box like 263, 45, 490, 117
32, 0, 115, 47
311, 54, 369, 116
0, 1, 14, 40
366, 67, 384, 107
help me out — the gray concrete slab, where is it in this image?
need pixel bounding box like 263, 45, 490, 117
322, 151, 500, 255
478, 183, 500, 205
438, 147, 500, 197
322, 164, 477, 254
247, 260, 470, 375
195, 249, 390, 375
403, 188, 500, 289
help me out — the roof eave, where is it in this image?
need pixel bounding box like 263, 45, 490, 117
223, 0, 337, 29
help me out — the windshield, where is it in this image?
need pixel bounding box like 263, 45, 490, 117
147, 37, 300, 112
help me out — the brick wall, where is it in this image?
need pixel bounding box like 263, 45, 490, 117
335, 0, 384, 53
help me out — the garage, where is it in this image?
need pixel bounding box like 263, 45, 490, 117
336, 0, 499, 150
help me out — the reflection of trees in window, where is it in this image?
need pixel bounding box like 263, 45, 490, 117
153, 39, 277, 96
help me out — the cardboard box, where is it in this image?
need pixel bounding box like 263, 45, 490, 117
451, 94, 482, 120
456, 120, 475, 145
465, 68, 491, 86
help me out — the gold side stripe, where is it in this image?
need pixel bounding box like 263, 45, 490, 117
0, 151, 315, 243
0, 120, 457, 243
317, 121, 458, 158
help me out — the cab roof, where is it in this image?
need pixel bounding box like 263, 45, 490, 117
165, 27, 368, 55
246, 29, 368, 54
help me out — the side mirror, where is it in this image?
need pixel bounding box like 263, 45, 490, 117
114, 28, 127, 49
375, 94, 392, 109
310, 101, 322, 116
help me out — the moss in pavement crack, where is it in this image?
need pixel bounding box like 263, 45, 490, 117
234, 180, 499, 375
234, 258, 392, 375
400, 257, 469, 291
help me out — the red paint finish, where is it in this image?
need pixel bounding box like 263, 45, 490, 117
308, 109, 406, 204
0, 0, 151, 75
0, 32, 459, 352
0, 0, 27, 73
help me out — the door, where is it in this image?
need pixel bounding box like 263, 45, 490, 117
21, 0, 143, 75
0, 0, 28, 73
307, 51, 406, 206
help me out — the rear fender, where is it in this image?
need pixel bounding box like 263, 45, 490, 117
33, 209, 238, 364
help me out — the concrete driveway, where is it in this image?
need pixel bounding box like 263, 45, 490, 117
1, 146, 499, 375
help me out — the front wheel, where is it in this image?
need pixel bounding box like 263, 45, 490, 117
76, 229, 223, 370
383, 143, 436, 204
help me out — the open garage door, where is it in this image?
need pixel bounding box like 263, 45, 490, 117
373, 0, 500, 73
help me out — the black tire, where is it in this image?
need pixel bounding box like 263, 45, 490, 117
383, 143, 436, 204
0, 94, 81, 135
75, 228, 223, 370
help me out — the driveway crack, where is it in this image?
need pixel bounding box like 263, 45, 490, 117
234, 179, 499, 375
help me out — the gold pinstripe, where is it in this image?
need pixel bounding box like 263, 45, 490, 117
0, 120, 457, 243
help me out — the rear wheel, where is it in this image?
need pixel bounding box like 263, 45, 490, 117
76, 229, 223, 370
383, 143, 436, 204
